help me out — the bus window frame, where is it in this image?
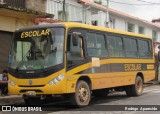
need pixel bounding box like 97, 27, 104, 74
85, 30, 108, 59
123, 36, 139, 58
137, 38, 153, 59
106, 33, 125, 58
66, 28, 87, 70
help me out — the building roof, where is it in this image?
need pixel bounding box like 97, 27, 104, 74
152, 18, 160, 23
0, 3, 54, 19
78, 0, 160, 28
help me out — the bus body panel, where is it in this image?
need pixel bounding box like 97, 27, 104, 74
8, 69, 67, 95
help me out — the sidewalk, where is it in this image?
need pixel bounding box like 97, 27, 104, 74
0, 95, 22, 105
144, 81, 160, 87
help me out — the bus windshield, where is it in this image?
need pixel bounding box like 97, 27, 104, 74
9, 27, 64, 71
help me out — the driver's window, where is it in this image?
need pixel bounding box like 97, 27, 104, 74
67, 32, 84, 61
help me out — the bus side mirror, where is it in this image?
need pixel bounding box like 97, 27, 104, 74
72, 33, 79, 46
158, 46, 160, 62
158, 51, 160, 62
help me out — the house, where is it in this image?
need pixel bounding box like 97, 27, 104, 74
46, 0, 160, 43
0, 0, 53, 72
152, 18, 160, 26
79, 0, 160, 42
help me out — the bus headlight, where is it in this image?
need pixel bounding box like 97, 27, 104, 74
48, 74, 64, 85
8, 79, 15, 86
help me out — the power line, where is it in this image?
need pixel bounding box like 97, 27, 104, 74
137, 0, 160, 5
109, 0, 160, 5
109, 0, 157, 21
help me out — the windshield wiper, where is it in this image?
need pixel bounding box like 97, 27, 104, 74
15, 50, 48, 73
15, 50, 30, 73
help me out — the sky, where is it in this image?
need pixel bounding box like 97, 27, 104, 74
105, 0, 160, 21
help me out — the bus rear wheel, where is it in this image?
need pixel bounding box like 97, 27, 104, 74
71, 80, 91, 107
125, 76, 143, 96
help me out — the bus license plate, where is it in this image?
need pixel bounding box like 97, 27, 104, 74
26, 91, 36, 96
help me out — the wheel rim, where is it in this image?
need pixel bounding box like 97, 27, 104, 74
136, 78, 142, 93
78, 85, 89, 103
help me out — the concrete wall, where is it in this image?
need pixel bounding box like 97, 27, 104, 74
145, 28, 152, 36
46, 0, 92, 24
0, 16, 33, 32
46, 0, 63, 20
85, 10, 92, 25
113, 16, 126, 31
26, 0, 46, 12
0, 16, 16, 32
66, 0, 83, 22
98, 11, 106, 27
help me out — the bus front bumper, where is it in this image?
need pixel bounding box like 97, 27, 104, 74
8, 83, 66, 95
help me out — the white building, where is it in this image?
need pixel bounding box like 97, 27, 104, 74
46, 0, 160, 42
46, 0, 92, 24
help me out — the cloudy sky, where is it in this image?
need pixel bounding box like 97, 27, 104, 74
106, 0, 160, 21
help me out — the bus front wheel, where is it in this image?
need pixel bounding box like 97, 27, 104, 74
71, 80, 91, 107
125, 76, 143, 96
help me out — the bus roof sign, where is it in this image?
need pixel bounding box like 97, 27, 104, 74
21, 29, 51, 38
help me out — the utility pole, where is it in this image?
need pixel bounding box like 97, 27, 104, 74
62, 0, 66, 21
105, 0, 109, 28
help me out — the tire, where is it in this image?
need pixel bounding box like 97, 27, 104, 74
24, 97, 42, 106
132, 76, 143, 96
70, 80, 91, 107
92, 89, 109, 97
125, 86, 132, 96
125, 76, 143, 96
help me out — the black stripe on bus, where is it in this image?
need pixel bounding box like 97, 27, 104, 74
75, 63, 154, 74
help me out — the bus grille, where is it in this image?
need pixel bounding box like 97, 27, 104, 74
18, 85, 45, 87
20, 90, 43, 93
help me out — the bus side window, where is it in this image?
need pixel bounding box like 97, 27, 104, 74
86, 32, 107, 58
138, 39, 152, 58
124, 37, 138, 58
107, 35, 124, 57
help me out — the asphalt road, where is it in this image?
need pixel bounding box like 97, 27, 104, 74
0, 84, 160, 114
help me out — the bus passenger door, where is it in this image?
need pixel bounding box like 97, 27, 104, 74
66, 30, 86, 69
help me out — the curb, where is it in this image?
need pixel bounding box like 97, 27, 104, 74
0, 95, 22, 104
144, 81, 160, 87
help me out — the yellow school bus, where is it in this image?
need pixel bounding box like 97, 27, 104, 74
8, 22, 155, 107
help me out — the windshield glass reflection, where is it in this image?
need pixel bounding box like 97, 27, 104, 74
9, 28, 64, 71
